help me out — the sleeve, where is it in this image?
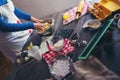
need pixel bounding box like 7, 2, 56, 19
14, 7, 31, 21
0, 18, 34, 32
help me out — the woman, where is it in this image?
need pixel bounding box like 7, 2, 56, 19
0, 0, 45, 63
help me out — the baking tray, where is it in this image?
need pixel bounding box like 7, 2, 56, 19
89, 0, 120, 20
78, 18, 114, 60
100, 0, 120, 12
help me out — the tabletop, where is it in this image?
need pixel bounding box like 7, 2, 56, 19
7, 6, 120, 80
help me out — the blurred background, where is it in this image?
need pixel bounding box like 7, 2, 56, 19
12, 0, 80, 18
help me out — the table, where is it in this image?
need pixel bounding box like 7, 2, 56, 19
7, 7, 120, 80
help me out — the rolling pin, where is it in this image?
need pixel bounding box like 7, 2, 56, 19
76, 0, 85, 19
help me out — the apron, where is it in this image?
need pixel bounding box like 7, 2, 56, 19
0, 0, 32, 63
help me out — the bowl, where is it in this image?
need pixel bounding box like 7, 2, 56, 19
51, 38, 64, 52
83, 19, 101, 30
37, 18, 55, 34
42, 18, 54, 26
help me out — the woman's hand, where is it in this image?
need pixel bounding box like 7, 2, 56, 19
30, 16, 43, 23
31, 16, 46, 33
34, 23, 44, 32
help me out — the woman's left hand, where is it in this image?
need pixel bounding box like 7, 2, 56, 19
30, 16, 43, 23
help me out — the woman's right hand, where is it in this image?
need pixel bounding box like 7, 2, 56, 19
34, 22, 45, 32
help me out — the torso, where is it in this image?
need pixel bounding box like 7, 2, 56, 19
0, 0, 31, 63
